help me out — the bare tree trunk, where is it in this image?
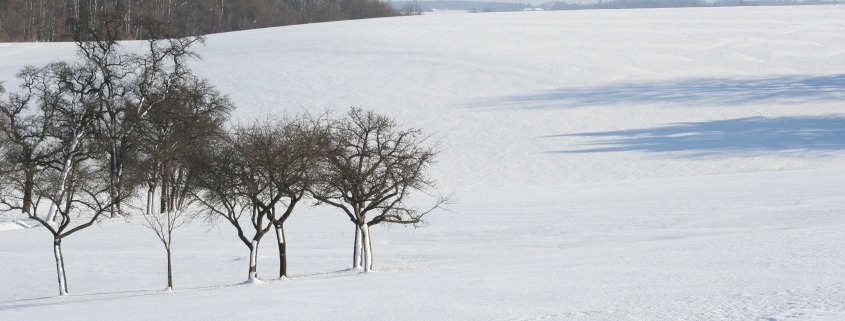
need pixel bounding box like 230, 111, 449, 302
275, 223, 287, 278
160, 177, 169, 213
146, 186, 155, 215
166, 245, 173, 291
109, 162, 118, 218
53, 238, 68, 296
361, 223, 373, 272
110, 144, 124, 219
47, 133, 79, 223
167, 0, 173, 20
218, 0, 225, 32
247, 239, 259, 282
23, 169, 34, 215
126, 0, 132, 36
353, 224, 362, 269
112, 199, 121, 218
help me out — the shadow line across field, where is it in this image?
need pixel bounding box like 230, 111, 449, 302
0, 268, 362, 310
546, 115, 845, 156
487, 74, 845, 108
0, 289, 162, 311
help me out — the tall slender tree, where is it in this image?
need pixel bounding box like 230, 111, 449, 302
139, 76, 231, 291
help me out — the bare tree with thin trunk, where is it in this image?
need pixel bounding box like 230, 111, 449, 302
138, 76, 231, 291
29, 157, 122, 296
313, 107, 447, 272
0, 61, 127, 296
141, 198, 188, 291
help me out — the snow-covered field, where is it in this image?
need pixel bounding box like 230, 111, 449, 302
1, 5, 844, 320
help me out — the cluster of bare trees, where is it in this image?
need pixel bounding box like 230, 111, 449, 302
192, 108, 446, 286
0, 0, 399, 42
0, 19, 444, 295
0, 17, 228, 294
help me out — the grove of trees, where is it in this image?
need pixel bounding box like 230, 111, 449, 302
0, 0, 399, 42
0, 17, 445, 295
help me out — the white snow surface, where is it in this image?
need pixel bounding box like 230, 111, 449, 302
1, 6, 845, 320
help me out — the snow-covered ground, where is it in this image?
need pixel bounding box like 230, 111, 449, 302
1, 5, 844, 320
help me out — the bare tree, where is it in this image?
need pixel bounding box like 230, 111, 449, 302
191, 113, 322, 281
38, 60, 115, 296
67, 14, 205, 219
192, 135, 272, 283
141, 201, 189, 291
266, 115, 325, 279
228, 114, 325, 279
138, 76, 232, 291
400, 1, 423, 15
313, 107, 446, 272
0, 17, 216, 294
0, 61, 126, 296
31, 156, 122, 296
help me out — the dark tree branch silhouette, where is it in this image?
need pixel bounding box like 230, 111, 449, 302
313, 107, 447, 272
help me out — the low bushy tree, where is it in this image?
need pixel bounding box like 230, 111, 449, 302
193, 114, 323, 281
313, 107, 447, 272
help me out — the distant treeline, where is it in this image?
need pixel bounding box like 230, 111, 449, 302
391, 0, 531, 12
554, 0, 842, 10
391, 0, 842, 13
0, 0, 398, 42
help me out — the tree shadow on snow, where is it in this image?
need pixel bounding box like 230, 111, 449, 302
0, 289, 162, 311
484, 74, 845, 108
546, 115, 845, 157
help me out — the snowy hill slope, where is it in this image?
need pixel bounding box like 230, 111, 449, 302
194, 6, 845, 190
1, 5, 844, 321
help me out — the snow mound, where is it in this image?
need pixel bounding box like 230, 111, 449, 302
0, 222, 22, 231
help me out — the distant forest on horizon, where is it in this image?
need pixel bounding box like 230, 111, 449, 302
1, 0, 841, 42
0, 0, 399, 42
390, 0, 842, 13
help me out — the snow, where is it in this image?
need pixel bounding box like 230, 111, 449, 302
0, 216, 35, 230
1, 5, 845, 320
0, 222, 22, 231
